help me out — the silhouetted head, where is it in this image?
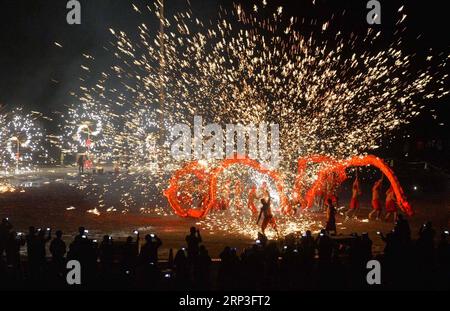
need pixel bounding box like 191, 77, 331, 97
176, 249, 186, 258
190, 227, 196, 235
55, 230, 63, 238
327, 198, 333, 206
306, 230, 312, 237
78, 227, 85, 235
145, 234, 152, 242
126, 236, 133, 243
28, 226, 35, 235
103, 235, 110, 242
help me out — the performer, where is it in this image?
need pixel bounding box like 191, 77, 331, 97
247, 185, 258, 215
260, 182, 269, 198
256, 195, 278, 236
325, 174, 339, 211
345, 171, 361, 219
77, 154, 85, 174
384, 185, 397, 222
233, 181, 243, 210
321, 173, 335, 211
368, 176, 383, 220
290, 192, 301, 215
315, 187, 326, 212
325, 198, 337, 235
219, 180, 231, 211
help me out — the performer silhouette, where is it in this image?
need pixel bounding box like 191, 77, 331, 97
345, 170, 361, 219
325, 198, 337, 235
256, 195, 278, 236
384, 185, 397, 222
77, 154, 85, 174
247, 185, 258, 215
369, 176, 383, 220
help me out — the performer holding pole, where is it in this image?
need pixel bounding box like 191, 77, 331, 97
369, 176, 383, 220
325, 198, 337, 235
247, 185, 258, 215
384, 185, 397, 222
345, 170, 361, 220
77, 154, 85, 174
256, 194, 278, 237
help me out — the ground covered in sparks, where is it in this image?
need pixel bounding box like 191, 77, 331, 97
1, 168, 449, 258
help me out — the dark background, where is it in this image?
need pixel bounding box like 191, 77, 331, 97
0, 0, 448, 168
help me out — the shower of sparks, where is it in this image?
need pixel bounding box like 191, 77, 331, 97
58, 1, 447, 236
0, 181, 16, 193
0, 107, 45, 175
199, 209, 321, 239
61, 98, 117, 163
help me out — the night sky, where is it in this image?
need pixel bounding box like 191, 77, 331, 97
0, 0, 448, 166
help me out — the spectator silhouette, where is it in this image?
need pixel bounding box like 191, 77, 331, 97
437, 231, 449, 268
139, 234, 162, 265
0, 218, 13, 259
99, 235, 114, 268
218, 246, 232, 289
67, 229, 96, 285
300, 230, 315, 263
186, 227, 202, 264
417, 221, 435, 261
360, 232, 373, 263
25, 226, 38, 279
316, 229, 333, 264
174, 248, 189, 288
219, 246, 241, 290
195, 245, 211, 289
436, 231, 450, 288
49, 230, 66, 271
395, 214, 411, 244
35, 229, 51, 266
5, 231, 25, 269
76, 226, 87, 239
121, 235, 139, 275
240, 243, 263, 290
264, 242, 280, 289
168, 248, 174, 268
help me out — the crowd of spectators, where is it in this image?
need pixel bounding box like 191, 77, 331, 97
0, 217, 448, 290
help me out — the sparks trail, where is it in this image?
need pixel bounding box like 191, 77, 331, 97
59, 1, 447, 229
0, 107, 45, 175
